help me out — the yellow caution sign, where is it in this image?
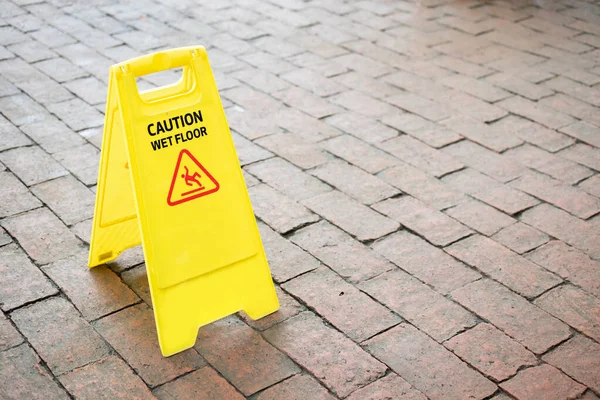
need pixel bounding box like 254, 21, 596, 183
89, 46, 279, 356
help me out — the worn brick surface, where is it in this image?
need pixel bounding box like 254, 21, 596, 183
452, 279, 571, 354
255, 374, 335, 400
290, 220, 394, 283
283, 267, 400, 342
264, 312, 386, 398
0, 244, 57, 311
11, 297, 110, 375
4, 0, 600, 396
491, 222, 549, 254
446, 235, 561, 298
445, 323, 538, 382
372, 230, 480, 294
0, 344, 68, 400
153, 366, 244, 400
346, 374, 427, 400
360, 269, 477, 342
195, 316, 299, 396
43, 252, 139, 321
500, 364, 586, 400
303, 190, 399, 241
1, 207, 83, 264
365, 323, 497, 400
94, 304, 204, 387
543, 335, 600, 393
374, 196, 471, 246
60, 356, 155, 400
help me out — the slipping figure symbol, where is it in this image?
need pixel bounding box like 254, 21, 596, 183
181, 166, 204, 196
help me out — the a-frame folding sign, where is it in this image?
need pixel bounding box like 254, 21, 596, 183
89, 47, 279, 356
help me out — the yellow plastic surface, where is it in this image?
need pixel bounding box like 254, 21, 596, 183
89, 46, 279, 356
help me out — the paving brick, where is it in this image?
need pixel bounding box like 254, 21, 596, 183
492, 115, 574, 153
500, 364, 585, 400
258, 222, 320, 283
195, 316, 299, 396
249, 184, 319, 234
0, 145, 68, 186
381, 112, 461, 148
333, 71, 399, 101
443, 139, 524, 182
346, 373, 427, 400
20, 117, 86, 154
264, 312, 386, 398
43, 252, 139, 321
246, 158, 331, 201
377, 163, 466, 210
310, 160, 398, 205
232, 68, 290, 94
329, 90, 397, 118
331, 53, 393, 77
153, 366, 244, 399
1, 207, 83, 264
445, 323, 537, 382
365, 323, 497, 400
303, 190, 399, 241
491, 222, 549, 254
386, 91, 453, 122
378, 135, 463, 178
445, 200, 515, 236
511, 171, 600, 219
326, 112, 398, 144
0, 310, 22, 351
63, 76, 106, 105
0, 344, 68, 399
560, 121, 600, 148
47, 97, 104, 131
360, 269, 476, 342
31, 175, 95, 225
432, 54, 493, 78
11, 297, 110, 375
440, 90, 509, 122
0, 171, 42, 218
372, 230, 480, 294
543, 76, 600, 107
521, 204, 600, 259
440, 74, 511, 102
290, 220, 393, 283
535, 285, 600, 342
558, 143, 600, 172
273, 86, 342, 119
94, 303, 204, 387
451, 279, 571, 354
0, 93, 49, 126
447, 235, 563, 298
280, 68, 344, 97
321, 134, 398, 174
540, 93, 600, 128
273, 107, 341, 143
255, 133, 331, 169
485, 72, 555, 100
60, 356, 155, 400
543, 335, 600, 393
255, 374, 335, 400
443, 169, 539, 215
506, 144, 593, 185
579, 174, 600, 198
283, 267, 400, 341
497, 96, 575, 129
0, 243, 57, 311
374, 196, 471, 246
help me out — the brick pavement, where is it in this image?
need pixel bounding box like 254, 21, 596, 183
1, 0, 600, 398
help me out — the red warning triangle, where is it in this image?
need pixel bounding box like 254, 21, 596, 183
167, 149, 220, 206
